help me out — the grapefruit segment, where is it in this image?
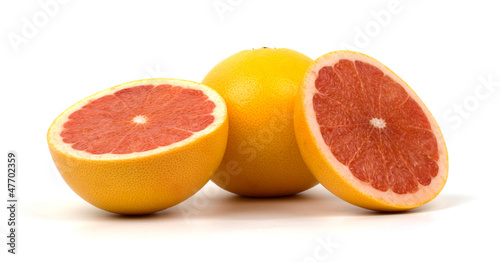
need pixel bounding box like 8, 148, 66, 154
294, 51, 448, 211
47, 79, 228, 215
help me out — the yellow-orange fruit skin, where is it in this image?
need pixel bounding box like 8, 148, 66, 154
48, 118, 227, 215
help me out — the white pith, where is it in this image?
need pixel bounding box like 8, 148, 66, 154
302, 51, 448, 206
132, 115, 148, 124
48, 78, 227, 161
370, 118, 386, 129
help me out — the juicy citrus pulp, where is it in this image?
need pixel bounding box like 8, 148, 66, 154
202, 48, 318, 197
47, 79, 228, 215
294, 51, 448, 211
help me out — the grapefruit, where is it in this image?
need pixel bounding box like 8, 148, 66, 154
294, 51, 448, 211
47, 79, 228, 215
202, 48, 318, 197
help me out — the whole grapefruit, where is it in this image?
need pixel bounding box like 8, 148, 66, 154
202, 48, 318, 197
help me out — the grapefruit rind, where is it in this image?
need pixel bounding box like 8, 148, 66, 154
295, 51, 448, 211
47, 79, 228, 215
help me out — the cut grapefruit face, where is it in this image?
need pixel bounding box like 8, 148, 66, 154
294, 51, 448, 211
47, 79, 228, 215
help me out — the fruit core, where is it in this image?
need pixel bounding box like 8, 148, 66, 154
370, 118, 386, 129
132, 115, 148, 124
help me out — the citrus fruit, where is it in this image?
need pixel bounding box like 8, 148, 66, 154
47, 79, 228, 215
202, 47, 318, 197
294, 51, 448, 211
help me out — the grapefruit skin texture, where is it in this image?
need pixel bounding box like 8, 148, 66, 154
294, 51, 448, 211
47, 79, 228, 215
202, 48, 318, 197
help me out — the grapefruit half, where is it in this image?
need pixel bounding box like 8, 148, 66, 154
47, 79, 228, 215
294, 51, 448, 211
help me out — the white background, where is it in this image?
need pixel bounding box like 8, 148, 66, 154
1, 0, 499, 261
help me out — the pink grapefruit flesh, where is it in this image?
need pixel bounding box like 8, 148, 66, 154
61, 84, 216, 155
